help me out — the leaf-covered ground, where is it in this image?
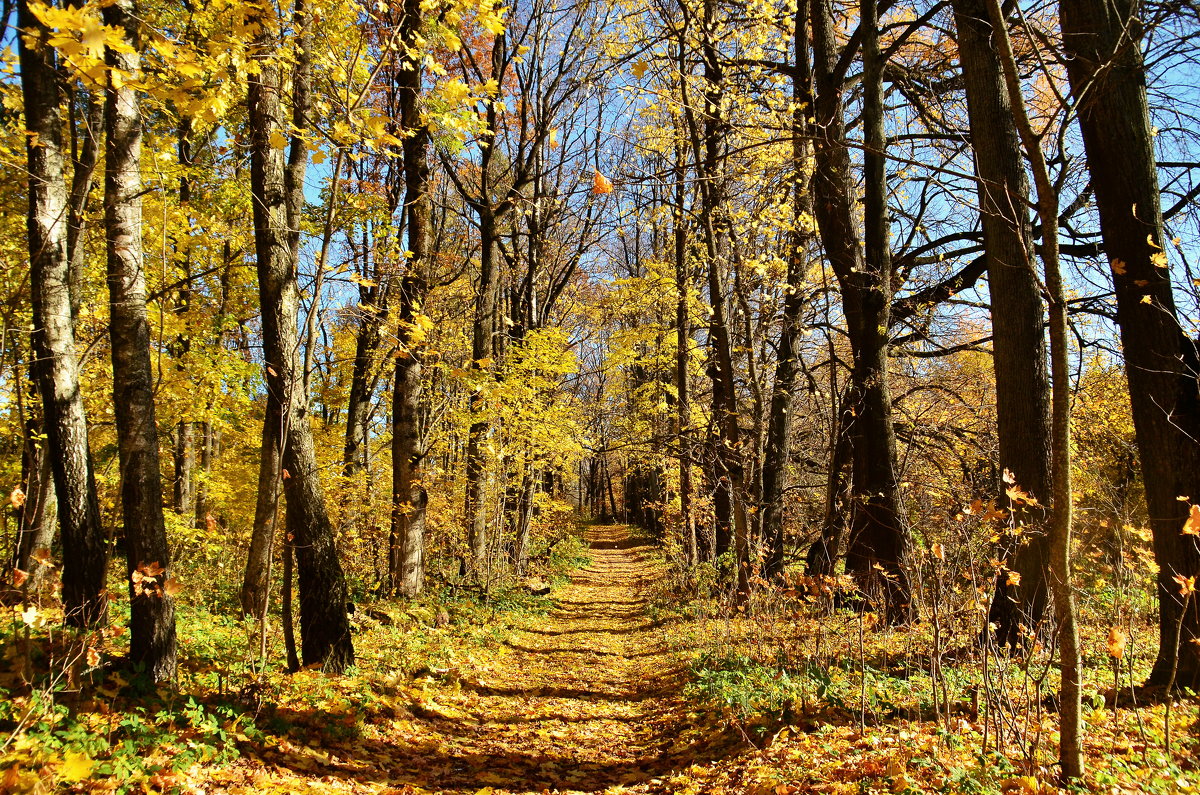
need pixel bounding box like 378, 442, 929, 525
198, 524, 745, 794
7, 525, 1199, 794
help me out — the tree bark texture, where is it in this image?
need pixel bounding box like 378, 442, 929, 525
104, 0, 177, 682
389, 0, 431, 598
1059, 0, 1200, 687
18, 0, 109, 628
811, 0, 912, 622
762, 2, 814, 580
952, 0, 1053, 647
245, 0, 354, 671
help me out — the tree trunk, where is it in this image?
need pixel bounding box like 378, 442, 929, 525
15, 417, 57, 589
986, 0, 1082, 774
173, 422, 195, 516
762, 2, 814, 580
672, 141, 697, 564
466, 208, 499, 567
952, 0, 1053, 647
811, 0, 912, 622
388, 0, 431, 598
245, 0, 353, 671
18, 0, 109, 629
104, 0, 177, 681
1059, 0, 1200, 690
192, 419, 212, 530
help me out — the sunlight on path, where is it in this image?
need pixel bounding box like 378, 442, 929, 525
235, 525, 739, 794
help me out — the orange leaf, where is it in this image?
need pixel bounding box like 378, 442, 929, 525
1182, 504, 1200, 536
1111, 258, 1127, 276
592, 169, 613, 195
163, 578, 184, 597
12, 568, 28, 587
9, 487, 26, 509
1107, 626, 1127, 659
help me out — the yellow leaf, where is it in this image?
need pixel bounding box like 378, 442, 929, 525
59, 751, 93, 782
631, 59, 648, 79
269, 131, 288, 149
1110, 258, 1127, 276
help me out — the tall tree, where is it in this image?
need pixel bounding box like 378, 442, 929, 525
1060, 0, 1200, 688
390, 0, 432, 597
244, 0, 354, 671
18, 0, 108, 628
809, 0, 912, 621
986, 0, 1082, 775
103, 0, 177, 681
761, 1, 814, 580
951, 0, 1053, 646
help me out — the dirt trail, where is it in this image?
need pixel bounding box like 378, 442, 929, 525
382, 523, 717, 794
251, 524, 737, 794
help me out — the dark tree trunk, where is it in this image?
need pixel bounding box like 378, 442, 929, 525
811, 0, 912, 622
762, 3, 814, 580
466, 208, 499, 567
814, 387, 854, 577
1059, 0, 1200, 687
342, 305, 383, 477
672, 142, 697, 564
245, 0, 353, 671
952, 0, 1053, 646
18, 0, 108, 629
194, 420, 213, 529
104, 0, 177, 681
67, 88, 102, 320
389, 0, 431, 598
174, 422, 195, 516
15, 416, 57, 588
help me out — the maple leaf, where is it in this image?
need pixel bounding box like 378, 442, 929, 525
139, 561, 166, 578
9, 486, 26, 508
12, 568, 28, 587
631, 60, 648, 79
1182, 504, 1200, 536
592, 169, 614, 195
79, 16, 107, 57
1110, 258, 1127, 276
1173, 574, 1196, 598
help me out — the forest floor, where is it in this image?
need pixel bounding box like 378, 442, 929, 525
4, 524, 1196, 794
184, 524, 749, 794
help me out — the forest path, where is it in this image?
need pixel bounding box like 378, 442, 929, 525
248, 524, 742, 794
